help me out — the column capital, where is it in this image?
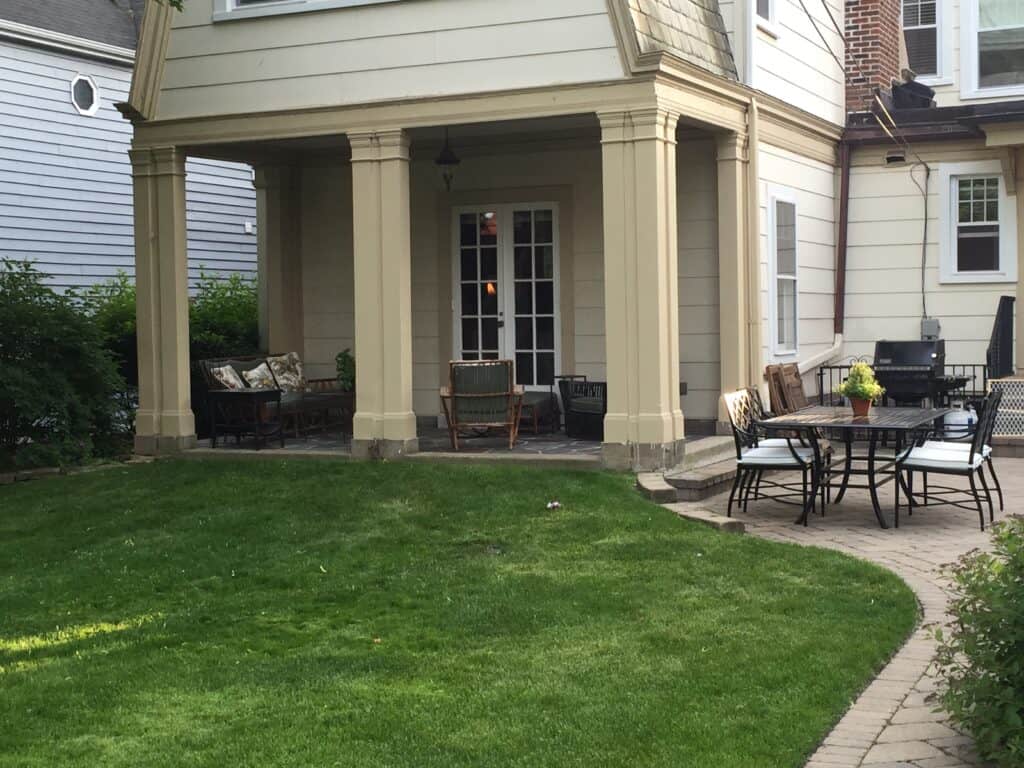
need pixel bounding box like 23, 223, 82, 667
597, 107, 679, 145
715, 131, 749, 163
348, 128, 411, 163
129, 145, 185, 178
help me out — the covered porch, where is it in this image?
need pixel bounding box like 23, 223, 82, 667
129, 82, 767, 470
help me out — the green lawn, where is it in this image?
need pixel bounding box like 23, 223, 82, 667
0, 460, 916, 767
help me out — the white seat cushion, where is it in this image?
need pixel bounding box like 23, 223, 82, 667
922, 440, 992, 458
900, 446, 984, 471
739, 445, 816, 467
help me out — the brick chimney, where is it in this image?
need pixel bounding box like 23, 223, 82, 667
845, 0, 902, 113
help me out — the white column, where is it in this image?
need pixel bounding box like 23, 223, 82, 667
349, 129, 418, 458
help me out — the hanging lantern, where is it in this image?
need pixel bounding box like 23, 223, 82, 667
434, 127, 461, 192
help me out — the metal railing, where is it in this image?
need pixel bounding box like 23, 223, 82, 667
816, 364, 988, 406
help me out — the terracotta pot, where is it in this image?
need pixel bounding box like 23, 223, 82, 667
850, 397, 872, 417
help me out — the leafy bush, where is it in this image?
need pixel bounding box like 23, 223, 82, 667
0, 260, 128, 469
77, 272, 138, 386
837, 361, 885, 402
335, 348, 356, 392
935, 516, 1024, 767
189, 272, 260, 361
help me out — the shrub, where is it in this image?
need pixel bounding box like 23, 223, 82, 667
0, 260, 128, 469
77, 272, 138, 386
837, 361, 885, 402
935, 516, 1024, 767
189, 271, 260, 361
335, 348, 356, 392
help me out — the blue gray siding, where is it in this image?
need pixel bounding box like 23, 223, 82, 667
0, 40, 257, 290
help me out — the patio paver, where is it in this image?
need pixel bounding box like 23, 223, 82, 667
663, 458, 1010, 768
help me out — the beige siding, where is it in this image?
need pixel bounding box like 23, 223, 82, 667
678, 138, 721, 422
751, 0, 845, 125
158, 0, 624, 120
845, 142, 1015, 366
758, 142, 838, 390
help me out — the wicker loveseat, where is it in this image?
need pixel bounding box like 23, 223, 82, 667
195, 352, 353, 438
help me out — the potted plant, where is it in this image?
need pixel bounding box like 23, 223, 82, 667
335, 348, 356, 429
837, 361, 884, 417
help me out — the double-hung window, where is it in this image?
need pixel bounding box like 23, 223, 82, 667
939, 162, 1018, 283
962, 0, 1024, 97
903, 0, 939, 77
769, 190, 798, 357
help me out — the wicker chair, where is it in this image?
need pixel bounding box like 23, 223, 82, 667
440, 360, 523, 450
557, 376, 607, 440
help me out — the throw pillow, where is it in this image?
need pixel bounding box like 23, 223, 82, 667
267, 352, 306, 392
243, 362, 277, 390
210, 364, 245, 390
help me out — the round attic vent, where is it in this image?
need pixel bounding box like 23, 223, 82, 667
70, 74, 100, 116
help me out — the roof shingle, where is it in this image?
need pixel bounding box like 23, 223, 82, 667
0, 0, 146, 50
628, 0, 738, 80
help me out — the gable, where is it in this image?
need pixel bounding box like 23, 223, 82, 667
628, 0, 737, 79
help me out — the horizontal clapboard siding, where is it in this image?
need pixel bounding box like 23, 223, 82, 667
157, 0, 624, 120
0, 40, 256, 291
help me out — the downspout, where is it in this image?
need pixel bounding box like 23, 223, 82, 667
798, 137, 848, 374
746, 97, 763, 387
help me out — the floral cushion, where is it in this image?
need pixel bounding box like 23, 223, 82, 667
242, 362, 277, 390
210, 364, 246, 391
267, 352, 306, 393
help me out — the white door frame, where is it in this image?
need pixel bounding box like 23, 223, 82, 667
450, 202, 561, 390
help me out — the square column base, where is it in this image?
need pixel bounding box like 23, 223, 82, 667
601, 439, 686, 472
351, 438, 419, 460
134, 433, 197, 456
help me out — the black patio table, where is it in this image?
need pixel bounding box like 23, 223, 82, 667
756, 405, 950, 529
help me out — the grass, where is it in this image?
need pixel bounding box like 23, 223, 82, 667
0, 459, 917, 767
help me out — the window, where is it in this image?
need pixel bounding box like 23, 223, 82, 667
962, 1, 1024, 97
956, 177, 1000, 272
757, 0, 771, 21
939, 161, 1018, 283
903, 0, 938, 77
769, 192, 798, 356
70, 75, 99, 116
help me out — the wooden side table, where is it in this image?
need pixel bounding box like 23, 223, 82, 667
207, 389, 284, 450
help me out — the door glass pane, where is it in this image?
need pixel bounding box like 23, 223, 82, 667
514, 247, 532, 279
460, 249, 477, 281
481, 318, 499, 350
460, 214, 477, 246
515, 282, 532, 314
480, 248, 497, 280
515, 318, 533, 350
536, 317, 554, 350
516, 353, 534, 386
536, 352, 554, 386
534, 245, 553, 279
534, 209, 553, 243
513, 211, 532, 244
535, 282, 554, 315
461, 318, 478, 351
461, 283, 477, 315
479, 212, 497, 245
480, 282, 498, 315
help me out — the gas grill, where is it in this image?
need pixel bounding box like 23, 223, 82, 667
873, 340, 970, 407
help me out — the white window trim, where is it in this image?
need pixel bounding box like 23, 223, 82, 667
767, 186, 799, 359
938, 160, 1018, 284
906, 0, 953, 86
960, 1, 1024, 99
69, 74, 100, 117
213, 0, 399, 22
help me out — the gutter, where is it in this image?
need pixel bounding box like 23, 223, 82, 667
0, 19, 135, 65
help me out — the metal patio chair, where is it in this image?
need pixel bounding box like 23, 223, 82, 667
895, 387, 1003, 530
722, 389, 828, 525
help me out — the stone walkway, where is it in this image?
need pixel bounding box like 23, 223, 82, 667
666, 459, 1009, 768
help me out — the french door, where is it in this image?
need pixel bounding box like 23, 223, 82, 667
454, 203, 560, 389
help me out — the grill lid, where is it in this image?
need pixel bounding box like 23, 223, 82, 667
874, 339, 945, 369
